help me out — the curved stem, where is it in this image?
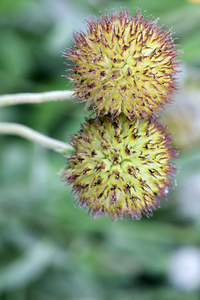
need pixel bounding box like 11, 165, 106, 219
0, 122, 73, 153
0, 90, 75, 107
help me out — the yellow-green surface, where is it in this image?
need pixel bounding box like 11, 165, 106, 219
67, 9, 180, 119
65, 115, 176, 220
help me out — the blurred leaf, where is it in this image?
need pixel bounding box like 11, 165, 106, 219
0, 30, 33, 77
0, 0, 26, 13
0, 240, 58, 291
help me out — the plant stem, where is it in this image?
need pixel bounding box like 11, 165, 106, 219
0, 90, 75, 107
0, 122, 73, 153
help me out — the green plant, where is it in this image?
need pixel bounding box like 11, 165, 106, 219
0, 8, 181, 221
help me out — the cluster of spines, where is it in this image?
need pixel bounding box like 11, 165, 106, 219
64, 8, 180, 220
66, 8, 181, 119
64, 116, 177, 220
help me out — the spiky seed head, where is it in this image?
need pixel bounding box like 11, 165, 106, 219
63, 114, 177, 221
65, 8, 181, 120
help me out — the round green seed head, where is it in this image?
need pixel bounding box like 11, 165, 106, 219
63, 114, 177, 220
65, 9, 181, 119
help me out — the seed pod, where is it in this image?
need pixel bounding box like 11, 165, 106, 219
63, 114, 177, 220
65, 9, 181, 119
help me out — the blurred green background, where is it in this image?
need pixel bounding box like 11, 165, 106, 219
1, 0, 200, 299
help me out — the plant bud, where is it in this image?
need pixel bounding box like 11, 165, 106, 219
65, 9, 181, 119
63, 114, 177, 220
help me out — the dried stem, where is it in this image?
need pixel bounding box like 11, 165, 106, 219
0, 90, 75, 107
0, 122, 73, 153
